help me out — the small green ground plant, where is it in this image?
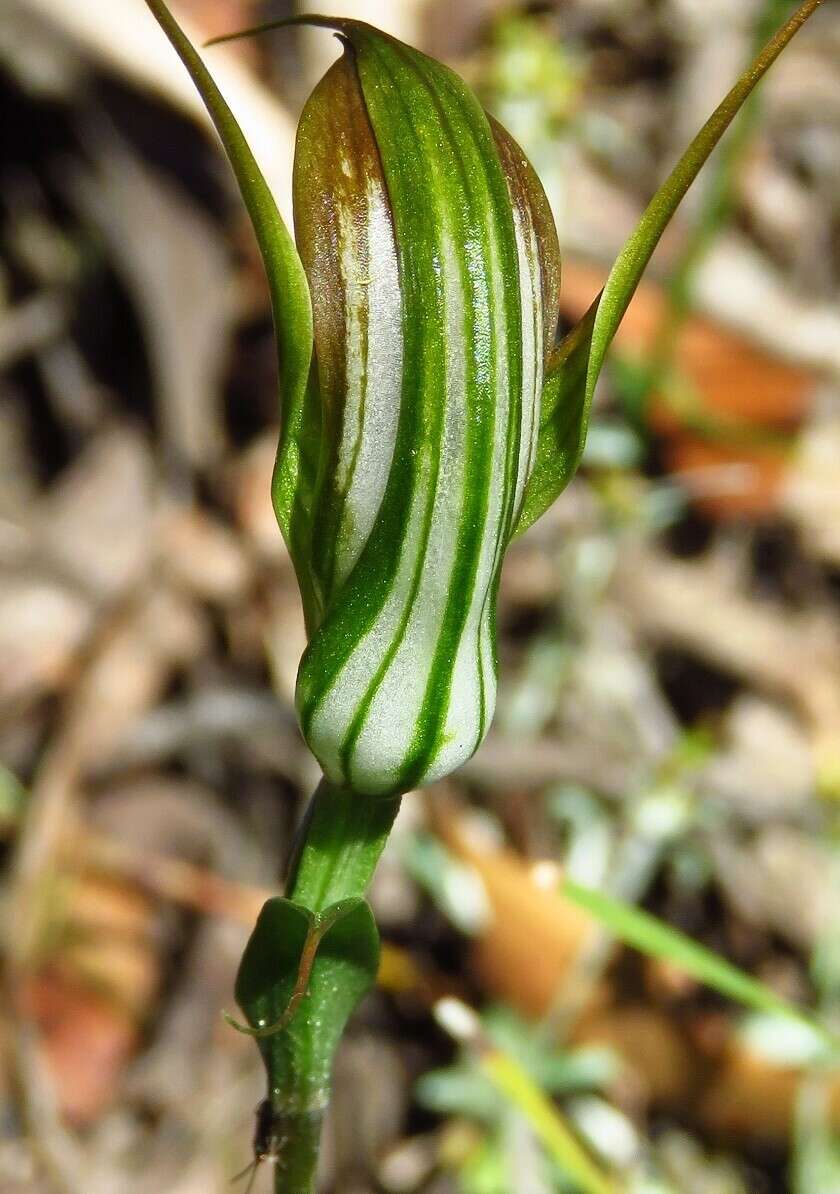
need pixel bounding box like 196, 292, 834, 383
141, 3, 825, 1189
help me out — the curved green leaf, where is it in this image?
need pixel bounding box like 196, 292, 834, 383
141, 2, 314, 604
235, 896, 380, 1105
516, 301, 597, 534
516, 0, 823, 535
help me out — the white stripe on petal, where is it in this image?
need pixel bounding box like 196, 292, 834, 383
511, 204, 544, 521
333, 183, 403, 588
348, 229, 468, 792
305, 473, 430, 790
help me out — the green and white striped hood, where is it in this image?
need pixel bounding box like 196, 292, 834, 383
284, 21, 561, 796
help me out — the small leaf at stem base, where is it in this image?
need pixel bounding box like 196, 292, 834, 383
234, 896, 380, 1107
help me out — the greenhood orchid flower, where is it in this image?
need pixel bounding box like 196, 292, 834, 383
143, 0, 822, 799
289, 23, 561, 796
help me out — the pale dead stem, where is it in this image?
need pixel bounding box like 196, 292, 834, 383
13, 0, 296, 221
613, 542, 840, 768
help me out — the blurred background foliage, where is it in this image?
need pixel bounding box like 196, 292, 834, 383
2, 0, 840, 1191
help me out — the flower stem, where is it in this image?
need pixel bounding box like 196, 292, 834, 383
269, 1108, 323, 1194
261, 779, 399, 1193
286, 778, 401, 913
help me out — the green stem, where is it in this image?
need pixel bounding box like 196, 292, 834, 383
286, 779, 401, 913
269, 1108, 323, 1194
264, 779, 399, 1193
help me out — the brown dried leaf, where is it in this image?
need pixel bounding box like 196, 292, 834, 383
435, 806, 598, 1018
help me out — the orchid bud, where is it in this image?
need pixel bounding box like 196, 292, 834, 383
286, 21, 561, 796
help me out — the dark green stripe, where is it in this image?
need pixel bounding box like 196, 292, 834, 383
392, 45, 523, 785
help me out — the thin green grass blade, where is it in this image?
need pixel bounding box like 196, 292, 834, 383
562, 878, 838, 1052
516, 0, 823, 535
141, 1, 313, 549
482, 1049, 618, 1194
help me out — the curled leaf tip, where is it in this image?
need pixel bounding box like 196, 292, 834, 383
203, 15, 369, 50
222, 1007, 295, 1039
